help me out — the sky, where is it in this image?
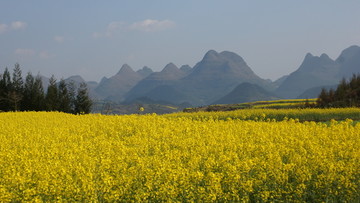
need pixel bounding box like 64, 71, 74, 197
1, 0, 360, 82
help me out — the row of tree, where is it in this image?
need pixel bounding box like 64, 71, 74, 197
317, 74, 360, 107
0, 63, 92, 113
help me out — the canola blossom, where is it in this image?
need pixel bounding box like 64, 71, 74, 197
0, 111, 359, 202
174, 107, 360, 122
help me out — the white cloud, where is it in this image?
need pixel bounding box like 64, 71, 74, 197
93, 21, 125, 38
15, 48, 54, 59
11, 21, 27, 30
0, 23, 9, 33
0, 21, 27, 34
54, 36, 65, 43
92, 32, 102, 38
93, 19, 174, 38
130, 19, 175, 32
106, 21, 125, 37
15, 48, 35, 56
107, 22, 124, 31
39, 51, 53, 59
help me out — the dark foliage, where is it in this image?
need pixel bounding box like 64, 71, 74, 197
74, 82, 93, 114
317, 74, 360, 107
0, 64, 92, 113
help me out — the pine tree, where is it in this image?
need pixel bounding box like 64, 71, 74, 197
0, 72, 3, 111
12, 63, 23, 92
66, 81, 77, 113
0, 68, 12, 111
74, 82, 92, 114
33, 75, 46, 111
45, 75, 58, 111
317, 88, 329, 108
58, 79, 72, 113
348, 74, 359, 106
317, 73, 360, 108
9, 63, 24, 111
22, 72, 35, 111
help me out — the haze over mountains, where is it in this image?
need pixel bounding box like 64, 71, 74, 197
276, 45, 360, 98
62, 45, 360, 107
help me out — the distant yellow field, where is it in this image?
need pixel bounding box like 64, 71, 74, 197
175, 107, 360, 122
0, 111, 359, 202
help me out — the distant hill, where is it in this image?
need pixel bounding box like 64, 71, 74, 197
276, 45, 360, 99
273, 75, 288, 88
136, 66, 153, 78
179, 65, 192, 74
94, 64, 144, 101
336, 45, 360, 78
39, 75, 50, 91
64, 75, 85, 84
179, 50, 275, 105
297, 85, 337, 99
124, 63, 187, 102
60, 75, 98, 99
276, 53, 340, 98
35, 45, 360, 113
124, 50, 274, 106
213, 82, 280, 104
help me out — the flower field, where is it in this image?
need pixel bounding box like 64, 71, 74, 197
175, 107, 360, 122
0, 111, 359, 202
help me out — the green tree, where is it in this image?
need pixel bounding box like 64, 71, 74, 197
317, 73, 360, 108
58, 79, 72, 113
317, 88, 329, 108
66, 81, 77, 113
33, 75, 46, 111
45, 75, 58, 111
22, 72, 35, 111
0, 68, 12, 111
334, 78, 348, 107
9, 63, 24, 111
74, 82, 92, 114
12, 63, 23, 92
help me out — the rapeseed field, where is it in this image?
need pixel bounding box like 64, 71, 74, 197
0, 111, 359, 202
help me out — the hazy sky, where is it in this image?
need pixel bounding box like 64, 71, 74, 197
1, 0, 360, 82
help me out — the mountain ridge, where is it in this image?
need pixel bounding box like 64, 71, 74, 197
213, 82, 280, 105
56, 45, 360, 109
276, 45, 360, 98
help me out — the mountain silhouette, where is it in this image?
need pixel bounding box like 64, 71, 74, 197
276, 45, 360, 98
94, 64, 143, 101
57, 45, 360, 108
275, 53, 340, 98
336, 45, 360, 78
124, 50, 274, 105
136, 66, 153, 78
177, 50, 274, 105
124, 63, 187, 102
213, 82, 279, 104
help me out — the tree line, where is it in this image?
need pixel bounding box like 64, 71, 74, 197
0, 63, 92, 113
317, 74, 360, 108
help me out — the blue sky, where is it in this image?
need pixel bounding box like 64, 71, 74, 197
1, 0, 360, 82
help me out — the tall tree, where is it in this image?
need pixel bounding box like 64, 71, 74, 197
74, 82, 92, 114
45, 75, 58, 111
317, 74, 360, 108
0, 68, 12, 111
58, 79, 72, 113
22, 72, 35, 111
12, 63, 23, 92
9, 63, 24, 111
0, 72, 3, 111
66, 81, 77, 113
33, 75, 45, 111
